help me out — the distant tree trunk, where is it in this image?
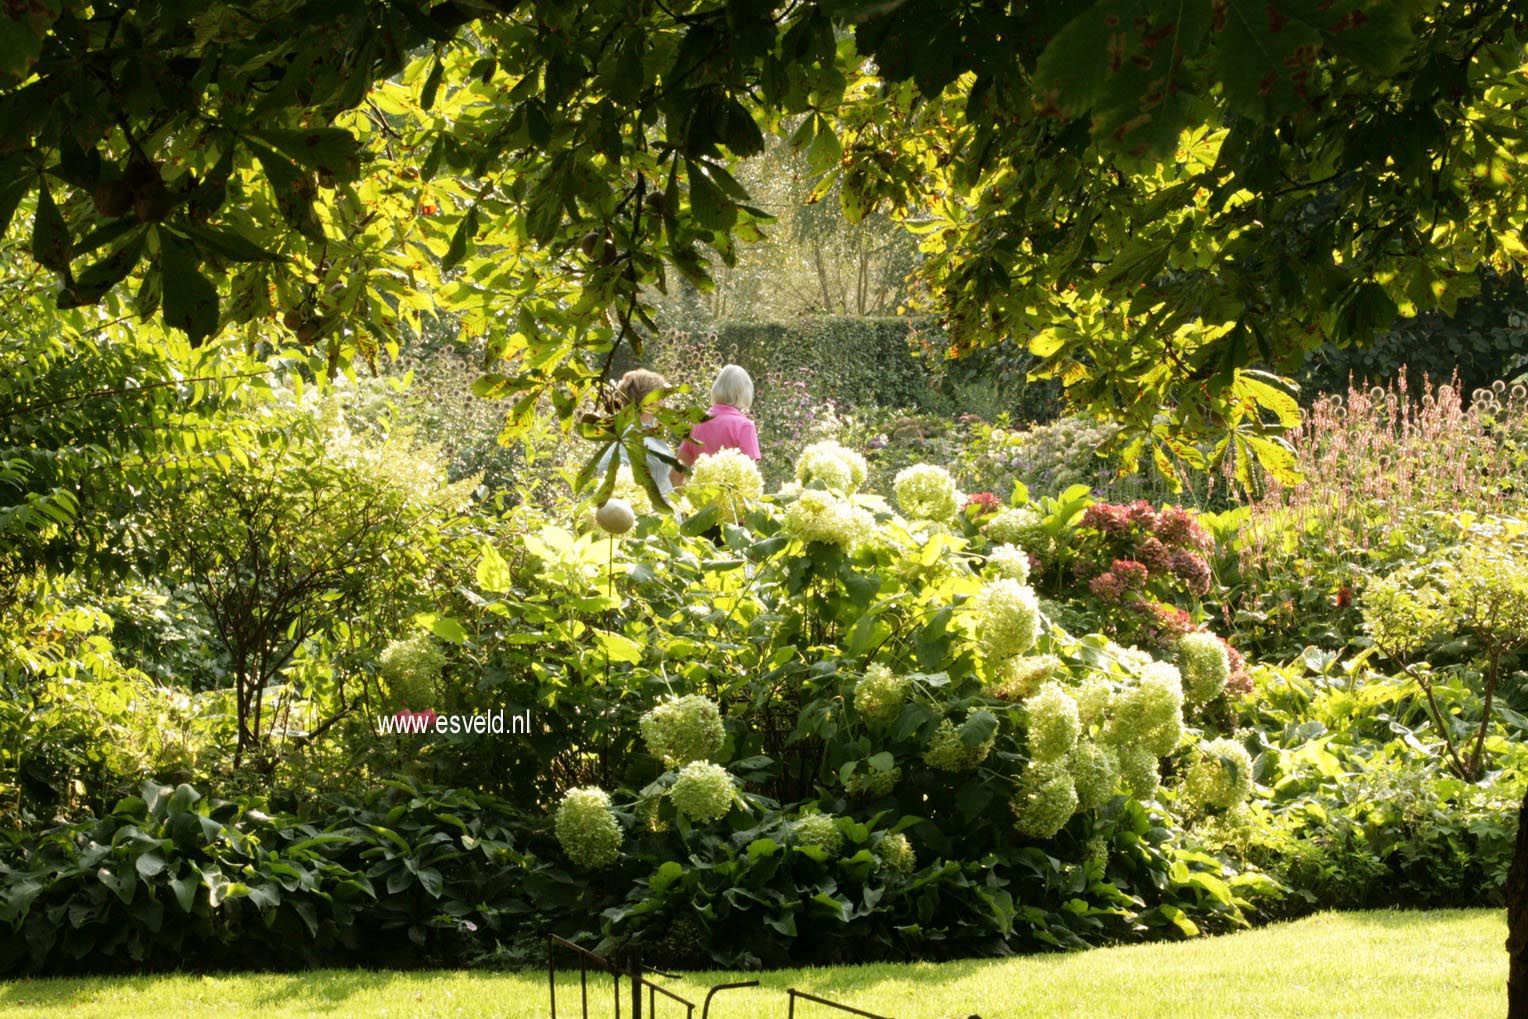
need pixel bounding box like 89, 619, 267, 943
1508, 785, 1528, 1017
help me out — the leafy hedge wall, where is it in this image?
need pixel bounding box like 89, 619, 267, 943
630, 317, 934, 410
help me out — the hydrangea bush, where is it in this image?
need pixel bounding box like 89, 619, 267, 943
478, 455, 1278, 965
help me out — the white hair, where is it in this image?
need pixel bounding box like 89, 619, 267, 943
710, 363, 754, 410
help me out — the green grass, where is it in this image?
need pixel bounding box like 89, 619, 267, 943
0, 910, 1506, 1019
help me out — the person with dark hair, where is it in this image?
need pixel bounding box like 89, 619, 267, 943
595, 368, 680, 497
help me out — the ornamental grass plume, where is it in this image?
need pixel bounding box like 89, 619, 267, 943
855, 663, 910, 726
1025, 682, 1080, 762
876, 832, 917, 876
793, 812, 844, 855
986, 543, 1032, 584
640, 694, 725, 766
1178, 631, 1231, 703
1184, 737, 1255, 812
1012, 759, 1079, 838
781, 488, 875, 549
669, 761, 736, 822
973, 577, 1041, 661
686, 448, 763, 524
796, 439, 869, 495
555, 787, 623, 868
894, 464, 962, 522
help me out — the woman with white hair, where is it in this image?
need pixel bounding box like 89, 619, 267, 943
676, 364, 761, 481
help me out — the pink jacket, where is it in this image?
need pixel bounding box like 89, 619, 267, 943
680, 403, 761, 462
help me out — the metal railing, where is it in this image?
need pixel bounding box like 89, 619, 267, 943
547, 935, 760, 1019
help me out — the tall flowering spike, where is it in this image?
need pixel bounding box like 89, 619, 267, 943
1178, 632, 1231, 703
555, 787, 623, 868
1012, 759, 1079, 838
795, 439, 868, 495
1184, 737, 1255, 812
793, 813, 844, 856
986, 543, 1032, 584
893, 464, 961, 522
973, 577, 1041, 661
1026, 682, 1080, 763
1067, 741, 1120, 810
876, 832, 917, 876
781, 488, 875, 548
669, 761, 736, 822
855, 664, 910, 726
687, 449, 763, 524
640, 695, 725, 766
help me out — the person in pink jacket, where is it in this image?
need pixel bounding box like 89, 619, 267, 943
676, 364, 760, 484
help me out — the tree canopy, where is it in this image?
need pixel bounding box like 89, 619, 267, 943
2, 0, 1525, 480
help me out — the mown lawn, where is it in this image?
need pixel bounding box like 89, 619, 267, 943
0, 909, 1505, 1019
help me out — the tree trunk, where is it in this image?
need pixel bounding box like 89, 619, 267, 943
1507, 784, 1528, 1017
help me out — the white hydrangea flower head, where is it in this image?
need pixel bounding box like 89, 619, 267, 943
611, 464, 653, 515
893, 464, 961, 522
855, 664, 910, 727
1184, 738, 1255, 812
379, 634, 445, 707
993, 654, 1062, 700
1104, 661, 1184, 757
876, 832, 916, 876
973, 577, 1041, 661
986, 543, 1031, 584
1067, 741, 1119, 810
1075, 675, 1114, 729
669, 761, 736, 822
555, 787, 623, 868
1026, 682, 1080, 763
640, 695, 725, 766
687, 449, 763, 524
781, 488, 875, 549
795, 439, 869, 495
922, 714, 996, 772
1178, 631, 1231, 704
1012, 759, 1079, 838
793, 813, 844, 856
1117, 745, 1161, 800
986, 505, 1044, 546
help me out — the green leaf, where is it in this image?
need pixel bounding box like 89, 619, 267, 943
178, 223, 281, 262
686, 159, 735, 230
429, 615, 469, 644
592, 629, 642, 664
680, 503, 721, 536
476, 543, 513, 595
252, 127, 362, 180
61, 229, 145, 307
31, 179, 69, 271
159, 231, 220, 346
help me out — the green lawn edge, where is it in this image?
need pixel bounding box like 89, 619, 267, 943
0, 909, 1505, 1019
